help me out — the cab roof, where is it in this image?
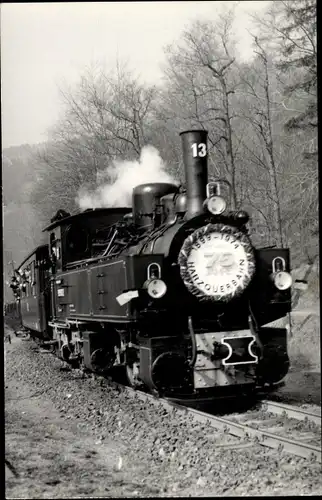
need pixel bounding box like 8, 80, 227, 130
43, 207, 131, 232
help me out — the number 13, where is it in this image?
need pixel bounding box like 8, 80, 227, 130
191, 143, 207, 157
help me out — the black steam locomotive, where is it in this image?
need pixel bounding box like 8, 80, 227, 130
10, 130, 292, 401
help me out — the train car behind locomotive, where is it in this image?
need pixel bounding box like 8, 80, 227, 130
10, 245, 50, 336
11, 130, 293, 402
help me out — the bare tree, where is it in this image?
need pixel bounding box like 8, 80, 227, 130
52, 61, 157, 160
247, 0, 317, 259
161, 11, 241, 208
30, 61, 158, 221
251, 0, 317, 139
236, 39, 285, 247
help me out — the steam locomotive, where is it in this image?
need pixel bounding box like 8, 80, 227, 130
9, 130, 292, 401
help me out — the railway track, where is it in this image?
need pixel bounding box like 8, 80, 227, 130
260, 399, 321, 426
115, 385, 321, 463
30, 336, 322, 464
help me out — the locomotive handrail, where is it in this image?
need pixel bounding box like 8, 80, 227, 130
188, 316, 197, 368
102, 229, 118, 257
64, 249, 129, 269
65, 258, 97, 268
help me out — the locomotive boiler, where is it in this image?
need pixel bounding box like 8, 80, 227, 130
11, 130, 292, 401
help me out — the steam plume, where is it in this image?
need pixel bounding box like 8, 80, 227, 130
77, 145, 177, 209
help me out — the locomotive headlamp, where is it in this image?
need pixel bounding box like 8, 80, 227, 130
206, 195, 226, 215
273, 271, 292, 290
271, 257, 292, 290
205, 182, 227, 215
143, 262, 167, 299
146, 279, 167, 299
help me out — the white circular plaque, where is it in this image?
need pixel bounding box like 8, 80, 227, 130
178, 223, 255, 302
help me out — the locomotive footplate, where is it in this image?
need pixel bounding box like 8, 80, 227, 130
193, 330, 258, 389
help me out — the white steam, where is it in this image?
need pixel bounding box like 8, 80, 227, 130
77, 145, 177, 209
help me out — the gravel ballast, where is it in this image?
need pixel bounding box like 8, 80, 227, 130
5, 329, 322, 497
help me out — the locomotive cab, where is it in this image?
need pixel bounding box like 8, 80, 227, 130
44, 207, 132, 269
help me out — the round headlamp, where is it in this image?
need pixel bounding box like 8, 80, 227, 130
273, 271, 292, 290
206, 195, 226, 215
146, 279, 167, 299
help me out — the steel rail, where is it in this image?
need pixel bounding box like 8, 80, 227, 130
261, 400, 321, 426
122, 387, 321, 463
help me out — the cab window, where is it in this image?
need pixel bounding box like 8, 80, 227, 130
65, 225, 90, 262
50, 232, 61, 267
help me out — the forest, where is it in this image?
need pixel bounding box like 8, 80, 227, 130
3, 1, 317, 300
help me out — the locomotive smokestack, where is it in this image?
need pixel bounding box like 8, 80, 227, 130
180, 130, 208, 219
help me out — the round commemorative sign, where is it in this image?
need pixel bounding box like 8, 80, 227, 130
178, 223, 255, 302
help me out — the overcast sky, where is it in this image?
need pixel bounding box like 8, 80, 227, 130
1, 1, 271, 148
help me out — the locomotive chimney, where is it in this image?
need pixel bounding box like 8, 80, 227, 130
180, 130, 208, 219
